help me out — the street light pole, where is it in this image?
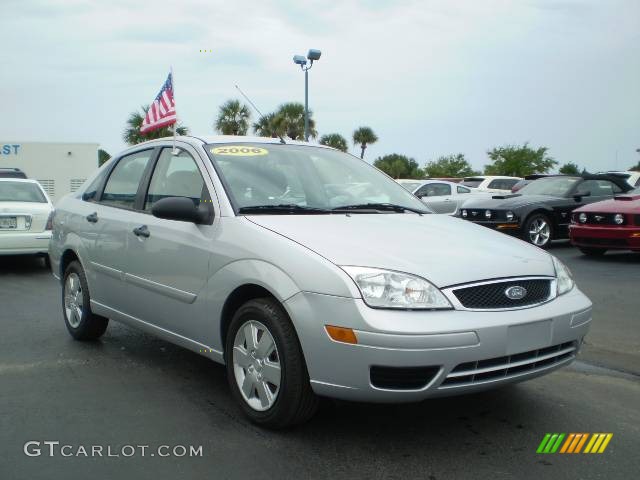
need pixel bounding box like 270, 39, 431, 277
293, 49, 321, 142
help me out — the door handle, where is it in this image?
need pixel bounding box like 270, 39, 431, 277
86, 212, 98, 223
133, 225, 150, 238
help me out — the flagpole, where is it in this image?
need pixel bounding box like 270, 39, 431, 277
171, 66, 178, 155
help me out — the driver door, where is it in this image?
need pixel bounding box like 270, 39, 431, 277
416, 183, 455, 214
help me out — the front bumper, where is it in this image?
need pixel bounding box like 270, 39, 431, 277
459, 218, 522, 236
0, 231, 51, 255
570, 224, 640, 251
285, 288, 592, 402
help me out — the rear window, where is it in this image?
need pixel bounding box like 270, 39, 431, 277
0, 181, 46, 203
462, 178, 483, 188
487, 179, 519, 190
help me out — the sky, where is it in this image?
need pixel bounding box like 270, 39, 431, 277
1, 0, 639, 173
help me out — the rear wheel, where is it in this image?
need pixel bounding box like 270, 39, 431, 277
524, 213, 553, 248
62, 260, 109, 340
579, 247, 606, 256
225, 298, 318, 428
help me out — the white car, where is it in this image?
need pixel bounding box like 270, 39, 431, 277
0, 178, 54, 266
461, 176, 522, 193
396, 179, 490, 214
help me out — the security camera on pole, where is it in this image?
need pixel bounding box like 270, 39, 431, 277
293, 49, 321, 142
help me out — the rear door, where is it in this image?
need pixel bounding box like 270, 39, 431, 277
86, 149, 156, 309
120, 146, 216, 340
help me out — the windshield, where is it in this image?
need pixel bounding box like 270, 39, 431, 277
207, 144, 430, 213
518, 176, 581, 196
0, 181, 46, 203
397, 181, 422, 192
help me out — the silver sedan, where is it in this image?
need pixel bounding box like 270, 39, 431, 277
49, 136, 592, 428
397, 179, 490, 214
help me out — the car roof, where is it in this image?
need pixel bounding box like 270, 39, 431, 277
0, 177, 39, 184
128, 135, 331, 149
463, 175, 520, 180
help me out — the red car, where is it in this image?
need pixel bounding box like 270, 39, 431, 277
570, 189, 640, 255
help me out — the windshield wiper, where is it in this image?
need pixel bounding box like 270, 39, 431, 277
238, 204, 331, 214
331, 203, 429, 214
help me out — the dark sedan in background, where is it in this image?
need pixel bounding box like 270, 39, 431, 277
458, 174, 633, 248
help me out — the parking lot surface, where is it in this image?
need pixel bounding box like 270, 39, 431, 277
1, 245, 638, 479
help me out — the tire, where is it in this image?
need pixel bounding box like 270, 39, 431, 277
579, 247, 606, 256
523, 213, 553, 249
62, 260, 109, 340
225, 298, 318, 429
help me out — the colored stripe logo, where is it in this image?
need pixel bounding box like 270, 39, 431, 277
537, 433, 613, 454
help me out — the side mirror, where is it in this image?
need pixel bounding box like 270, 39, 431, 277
151, 197, 208, 223
573, 191, 591, 201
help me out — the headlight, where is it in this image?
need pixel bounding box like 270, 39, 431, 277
614, 213, 624, 225
506, 211, 514, 221
461, 209, 467, 218
551, 256, 574, 295
578, 213, 587, 223
485, 210, 492, 219
341, 266, 452, 310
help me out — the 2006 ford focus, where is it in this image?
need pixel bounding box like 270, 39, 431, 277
49, 136, 592, 428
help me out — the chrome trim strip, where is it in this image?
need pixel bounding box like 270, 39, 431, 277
446, 345, 576, 378
438, 355, 575, 389
443, 276, 557, 312
123, 273, 197, 304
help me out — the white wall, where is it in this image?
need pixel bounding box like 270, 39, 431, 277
0, 142, 99, 203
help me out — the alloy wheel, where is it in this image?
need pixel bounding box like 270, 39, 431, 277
528, 218, 550, 246
64, 273, 84, 328
232, 320, 282, 411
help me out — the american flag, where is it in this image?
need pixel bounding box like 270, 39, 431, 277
140, 73, 177, 134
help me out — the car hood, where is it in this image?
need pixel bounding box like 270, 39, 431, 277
461, 194, 563, 209
246, 214, 555, 288
574, 196, 640, 214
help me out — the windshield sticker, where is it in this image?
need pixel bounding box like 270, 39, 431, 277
211, 146, 269, 156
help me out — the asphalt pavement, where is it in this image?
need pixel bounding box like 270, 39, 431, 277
0, 245, 638, 479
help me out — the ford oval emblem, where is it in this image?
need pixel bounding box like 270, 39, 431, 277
505, 286, 527, 300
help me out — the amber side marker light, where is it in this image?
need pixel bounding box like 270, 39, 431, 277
631, 232, 640, 238
325, 325, 358, 344
497, 224, 519, 229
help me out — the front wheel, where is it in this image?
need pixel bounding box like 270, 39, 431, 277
524, 213, 553, 248
225, 298, 318, 428
579, 247, 606, 256
62, 260, 109, 340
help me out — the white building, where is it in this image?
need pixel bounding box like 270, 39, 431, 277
0, 142, 99, 203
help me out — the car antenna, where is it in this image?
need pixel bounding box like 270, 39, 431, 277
235, 84, 286, 144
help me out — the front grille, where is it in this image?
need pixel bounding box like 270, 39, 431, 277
572, 212, 624, 226
461, 209, 511, 221
452, 279, 552, 309
440, 341, 576, 388
370, 365, 439, 390
574, 237, 628, 246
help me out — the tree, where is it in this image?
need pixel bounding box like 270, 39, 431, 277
373, 154, 423, 179
215, 99, 251, 135
424, 153, 479, 178
123, 105, 189, 145
353, 126, 378, 159
484, 143, 557, 177
319, 133, 348, 152
629, 161, 640, 172
271, 103, 317, 140
559, 162, 580, 175
253, 113, 281, 138
98, 149, 111, 166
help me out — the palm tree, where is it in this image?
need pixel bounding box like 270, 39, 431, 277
122, 105, 189, 146
272, 102, 317, 140
353, 126, 378, 159
215, 99, 251, 135
319, 133, 348, 152
98, 149, 111, 166
252, 112, 281, 138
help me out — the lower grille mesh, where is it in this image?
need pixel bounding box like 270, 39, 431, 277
440, 341, 576, 388
370, 366, 439, 390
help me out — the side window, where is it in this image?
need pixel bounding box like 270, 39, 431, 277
457, 186, 471, 194
82, 169, 108, 202
101, 150, 153, 209
635, 177, 640, 187
578, 180, 615, 197
145, 148, 207, 211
